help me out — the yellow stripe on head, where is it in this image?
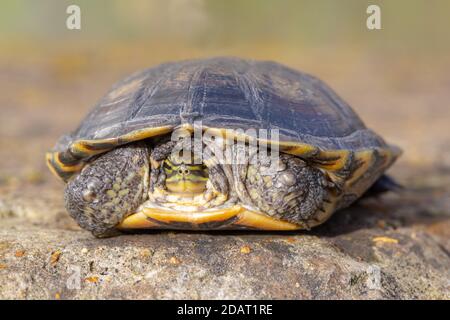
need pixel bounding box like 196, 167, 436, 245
163, 159, 209, 194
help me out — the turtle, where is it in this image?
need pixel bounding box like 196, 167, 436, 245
46, 57, 401, 237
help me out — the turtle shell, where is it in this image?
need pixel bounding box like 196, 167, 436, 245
47, 57, 400, 186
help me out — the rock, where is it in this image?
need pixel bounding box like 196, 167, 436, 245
0, 181, 449, 299
1, 49, 449, 299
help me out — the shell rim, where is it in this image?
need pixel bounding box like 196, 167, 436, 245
46, 123, 402, 182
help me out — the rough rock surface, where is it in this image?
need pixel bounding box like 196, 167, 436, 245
0, 47, 449, 299
0, 184, 449, 299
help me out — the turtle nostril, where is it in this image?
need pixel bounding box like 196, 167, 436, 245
178, 168, 190, 175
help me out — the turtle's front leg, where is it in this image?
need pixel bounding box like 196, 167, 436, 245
238, 152, 334, 228
64, 143, 150, 237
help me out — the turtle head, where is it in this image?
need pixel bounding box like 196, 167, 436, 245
163, 150, 209, 195
64, 144, 149, 237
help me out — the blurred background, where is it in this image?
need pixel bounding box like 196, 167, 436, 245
0, 0, 449, 191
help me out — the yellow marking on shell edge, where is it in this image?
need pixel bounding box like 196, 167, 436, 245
118, 211, 159, 229
141, 206, 241, 224
235, 210, 302, 230
346, 147, 400, 188
70, 126, 174, 156
346, 150, 374, 187
203, 126, 298, 148
117, 206, 303, 230
49, 123, 401, 184
45, 153, 63, 178
70, 144, 110, 157
48, 126, 174, 180
314, 150, 351, 172
45, 153, 84, 176
46, 161, 61, 179
281, 144, 318, 157
177, 123, 195, 133
122, 126, 174, 141
182, 124, 358, 171
192, 125, 331, 152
